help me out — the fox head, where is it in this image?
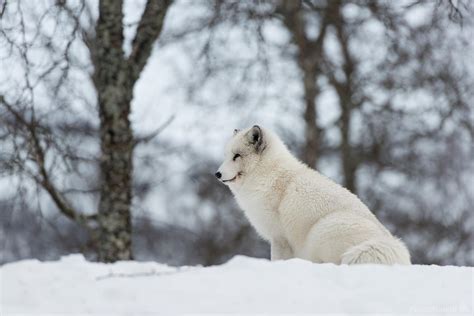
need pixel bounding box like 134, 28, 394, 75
215, 125, 266, 187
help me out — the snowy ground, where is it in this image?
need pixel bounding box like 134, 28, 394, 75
1, 255, 472, 315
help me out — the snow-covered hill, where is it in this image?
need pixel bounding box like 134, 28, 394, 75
1, 255, 472, 315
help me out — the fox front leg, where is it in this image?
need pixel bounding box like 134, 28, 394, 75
271, 238, 294, 261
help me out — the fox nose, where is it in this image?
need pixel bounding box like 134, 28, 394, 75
215, 172, 222, 179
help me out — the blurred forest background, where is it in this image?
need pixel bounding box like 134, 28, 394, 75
0, 0, 472, 266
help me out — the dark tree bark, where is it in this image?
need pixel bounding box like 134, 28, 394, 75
89, 0, 171, 262
276, 0, 339, 168
330, 5, 358, 193
91, 0, 132, 262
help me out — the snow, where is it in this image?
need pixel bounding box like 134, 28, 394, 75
1, 255, 472, 315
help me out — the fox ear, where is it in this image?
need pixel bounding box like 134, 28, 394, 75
246, 125, 264, 152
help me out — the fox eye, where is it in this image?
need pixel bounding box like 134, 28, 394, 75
233, 154, 241, 161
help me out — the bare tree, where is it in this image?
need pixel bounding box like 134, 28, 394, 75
1, 0, 172, 262
91, 0, 171, 261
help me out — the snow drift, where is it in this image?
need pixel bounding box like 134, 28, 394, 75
1, 255, 472, 315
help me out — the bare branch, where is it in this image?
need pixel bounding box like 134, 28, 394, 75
127, 0, 173, 83
0, 96, 95, 227
134, 114, 175, 147
0, 0, 7, 18
440, 0, 470, 25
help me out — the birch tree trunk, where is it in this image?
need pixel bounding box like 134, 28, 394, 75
90, 0, 171, 262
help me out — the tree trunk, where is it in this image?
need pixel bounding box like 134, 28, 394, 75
332, 4, 357, 193
277, 0, 337, 168
301, 65, 319, 168
88, 0, 171, 262
96, 93, 134, 261
91, 1, 133, 261
340, 103, 356, 192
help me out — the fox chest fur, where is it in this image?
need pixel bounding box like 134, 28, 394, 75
231, 169, 301, 243
232, 185, 282, 240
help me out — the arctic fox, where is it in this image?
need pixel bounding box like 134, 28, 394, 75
216, 125, 411, 265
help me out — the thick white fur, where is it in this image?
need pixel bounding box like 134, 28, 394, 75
217, 126, 411, 265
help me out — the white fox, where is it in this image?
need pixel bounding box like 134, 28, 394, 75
216, 125, 411, 265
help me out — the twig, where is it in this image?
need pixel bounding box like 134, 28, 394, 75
95, 266, 196, 281
0, 0, 7, 18
133, 114, 175, 147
